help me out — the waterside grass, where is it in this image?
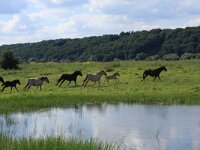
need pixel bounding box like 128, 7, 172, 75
0, 134, 115, 150
0, 60, 200, 113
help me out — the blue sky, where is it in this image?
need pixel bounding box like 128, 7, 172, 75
0, 0, 200, 45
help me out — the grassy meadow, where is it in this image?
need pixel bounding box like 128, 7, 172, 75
0, 60, 200, 112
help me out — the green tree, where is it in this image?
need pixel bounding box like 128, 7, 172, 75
0, 50, 20, 70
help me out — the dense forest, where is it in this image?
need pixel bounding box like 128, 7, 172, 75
0, 26, 200, 62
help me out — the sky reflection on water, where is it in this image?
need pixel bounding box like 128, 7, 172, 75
0, 104, 200, 150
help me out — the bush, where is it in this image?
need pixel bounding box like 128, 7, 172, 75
181, 53, 196, 60
162, 53, 179, 60
87, 55, 97, 62
195, 53, 200, 59
0, 50, 20, 70
135, 53, 148, 60
146, 55, 160, 61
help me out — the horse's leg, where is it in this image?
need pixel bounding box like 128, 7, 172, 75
14, 86, 19, 92
85, 80, 89, 86
24, 83, 29, 89
67, 81, 71, 86
107, 79, 110, 84
1, 86, 5, 92
153, 76, 157, 81
117, 78, 119, 83
11, 87, 13, 91
93, 81, 96, 86
27, 85, 31, 90
35, 86, 38, 91
158, 76, 161, 81
74, 80, 77, 86
59, 80, 65, 87
82, 76, 88, 86
98, 80, 101, 86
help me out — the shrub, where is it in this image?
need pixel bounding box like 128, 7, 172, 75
181, 53, 196, 60
162, 53, 179, 60
0, 50, 20, 70
135, 53, 148, 60
195, 53, 200, 59
146, 55, 160, 61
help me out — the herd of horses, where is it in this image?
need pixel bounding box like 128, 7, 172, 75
0, 66, 167, 92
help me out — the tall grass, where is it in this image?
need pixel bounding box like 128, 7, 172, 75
0, 60, 200, 112
0, 134, 116, 150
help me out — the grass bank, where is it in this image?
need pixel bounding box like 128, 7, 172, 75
0, 60, 200, 112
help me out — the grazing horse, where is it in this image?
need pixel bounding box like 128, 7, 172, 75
142, 66, 167, 81
105, 72, 120, 84
24, 76, 49, 90
1, 80, 21, 92
82, 70, 107, 86
57, 71, 82, 87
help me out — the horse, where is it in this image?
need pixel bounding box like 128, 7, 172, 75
82, 70, 107, 86
1, 80, 21, 92
24, 76, 49, 90
104, 72, 120, 84
142, 66, 167, 81
57, 71, 82, 87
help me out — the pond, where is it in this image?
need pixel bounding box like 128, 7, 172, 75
0, 104, 200, 150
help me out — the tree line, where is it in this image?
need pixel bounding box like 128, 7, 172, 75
0, 26, 200, 62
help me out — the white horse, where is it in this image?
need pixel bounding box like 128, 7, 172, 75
105, 72, 120, 84
24, 76, 49, 90
82, 70, 107, 86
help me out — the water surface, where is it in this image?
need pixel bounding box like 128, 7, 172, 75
0, 104, 200, 150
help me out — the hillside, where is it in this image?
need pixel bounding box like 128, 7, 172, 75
0, 26, 200, 62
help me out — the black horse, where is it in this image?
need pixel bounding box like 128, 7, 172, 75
57, 71, 82, 87
1, 80, 21, 92
142, 66, 167, 81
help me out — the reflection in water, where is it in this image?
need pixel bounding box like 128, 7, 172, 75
0, 104, 200, 150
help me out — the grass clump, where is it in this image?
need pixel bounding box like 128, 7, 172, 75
0, 134, 116, 150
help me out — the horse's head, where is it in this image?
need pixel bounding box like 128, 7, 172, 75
114, 72, 120, 76
41, 76, 49, 83
98, 70, 107, 76
16, 80, 21, 85
74, 70, 82, 76
161, 66, 167, 71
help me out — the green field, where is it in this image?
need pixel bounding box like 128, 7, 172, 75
0, 60, 200, 113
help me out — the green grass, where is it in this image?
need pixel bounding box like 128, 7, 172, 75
0, 134, 116, 150
0, 60, 200, 112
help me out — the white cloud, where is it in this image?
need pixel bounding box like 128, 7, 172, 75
1, 15, 20, 33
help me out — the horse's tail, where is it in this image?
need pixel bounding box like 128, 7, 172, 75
82, 74, 88, 86
24, 79, 31, 90
56, 75, 63, 85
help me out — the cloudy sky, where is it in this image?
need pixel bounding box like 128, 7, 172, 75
0, 0, 200, 45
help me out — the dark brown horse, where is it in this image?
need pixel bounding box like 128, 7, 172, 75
142, 66, 167, 81
57, 71, 82, 87
2, 80, 21, 92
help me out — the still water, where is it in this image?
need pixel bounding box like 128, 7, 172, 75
0, 104, 200, 150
